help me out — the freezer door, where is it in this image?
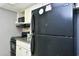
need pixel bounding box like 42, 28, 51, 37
32, 3, 73, 36
33, 35, 73, 56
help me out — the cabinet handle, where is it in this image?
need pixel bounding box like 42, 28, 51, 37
19, 47, 21, 50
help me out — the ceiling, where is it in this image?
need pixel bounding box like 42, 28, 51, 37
0, 3, 36, 12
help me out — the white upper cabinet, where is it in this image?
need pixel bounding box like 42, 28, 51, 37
25, 8, 31, 23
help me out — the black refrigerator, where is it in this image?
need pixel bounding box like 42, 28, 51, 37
31, 3, 74, 56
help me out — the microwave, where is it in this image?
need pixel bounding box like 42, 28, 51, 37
18, 17, 25, 22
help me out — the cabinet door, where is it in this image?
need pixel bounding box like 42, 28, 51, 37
16, 45, 22, 56
25, 8, 31, 23
19, 48, 27, 56
16, 40, 27, 49
16, 45, 27, 56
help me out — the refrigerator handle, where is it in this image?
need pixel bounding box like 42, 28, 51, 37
31, 34, 35, 55
31, 14, 35, 33
31, 14, 35, 55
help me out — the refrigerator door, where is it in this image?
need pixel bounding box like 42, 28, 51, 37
33, 35, 73, 56
73, 9, 79, 56
32, 3, 73, 36
31, 3, 74, 56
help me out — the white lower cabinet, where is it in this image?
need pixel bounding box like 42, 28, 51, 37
16, 45, 31, 56
16, 45, 24, 56
16, 39, 31, 56
16, 45, 21, 56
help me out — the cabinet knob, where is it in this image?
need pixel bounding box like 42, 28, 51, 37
19, 47, 21, 50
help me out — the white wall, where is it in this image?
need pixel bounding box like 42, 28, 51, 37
0, 8, 21, 56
